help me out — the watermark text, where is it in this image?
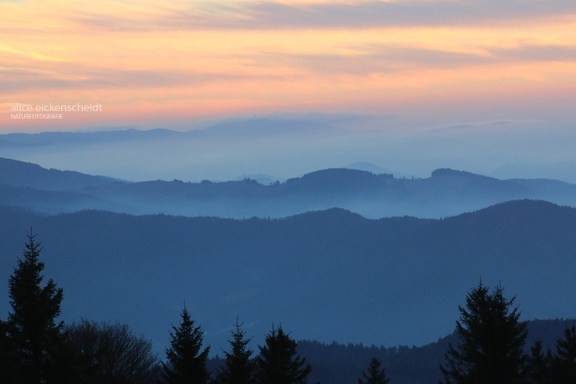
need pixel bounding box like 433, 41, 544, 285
9, 102, 103, 120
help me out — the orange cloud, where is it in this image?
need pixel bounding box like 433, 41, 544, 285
1, 0, 575, 131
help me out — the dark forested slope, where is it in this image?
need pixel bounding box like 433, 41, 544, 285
295, 319, 575, 384
0, 200, 575, 356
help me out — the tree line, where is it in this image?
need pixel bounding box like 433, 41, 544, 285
0, 233, 387, 383
1, 233, 575, 383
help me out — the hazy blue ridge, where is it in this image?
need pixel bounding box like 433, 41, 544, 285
2, 157, 576, 218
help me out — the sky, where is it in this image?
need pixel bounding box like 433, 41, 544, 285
1, 0, 576, 180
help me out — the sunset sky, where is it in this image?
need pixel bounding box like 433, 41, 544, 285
1, 0, 576, 180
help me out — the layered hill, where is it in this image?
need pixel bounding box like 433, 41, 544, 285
2, 157, 576, 218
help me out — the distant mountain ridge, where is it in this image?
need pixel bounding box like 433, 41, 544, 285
3, 125, 576, 183
0, 119, 340, 147
0, 157, 117, 190
1, 157, 576, 218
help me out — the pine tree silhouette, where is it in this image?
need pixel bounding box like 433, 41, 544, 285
255, 325, 311, 384
440, 282, 527, 384
2, 232, 65, 384
162, 306, 210, 384
358, 358, 390, 384
214, 318, 255, 384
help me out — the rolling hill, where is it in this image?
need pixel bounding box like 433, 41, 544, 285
2, 156, 576, 218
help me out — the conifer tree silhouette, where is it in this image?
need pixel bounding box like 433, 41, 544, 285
358, 358, 390, 384
214, 318, 255, 384
162, 306, 210, 384
255, 325, 311, 384
1, 232, 64, 384
440, 282, 527, 384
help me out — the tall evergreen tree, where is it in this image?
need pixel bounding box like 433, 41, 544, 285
525, 340, 552, 384
440, 282, 527, 384
358, 358, 390, 384
549, 325, 576, 384
255, 325, 311, 384
2, 232, 65, 384
162, 306, 210, 384
213, 319, 255, 384
215, 319, 255, 384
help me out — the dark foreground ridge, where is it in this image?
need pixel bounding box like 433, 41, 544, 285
1, 199, 575, 356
